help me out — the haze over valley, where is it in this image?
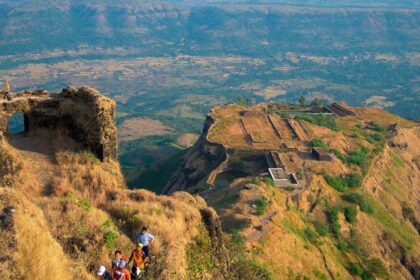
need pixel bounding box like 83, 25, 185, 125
1, 0, 419, 190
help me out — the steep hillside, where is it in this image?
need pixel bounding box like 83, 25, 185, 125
166, 103, 420, 279
0, 88, 255, 279
2, 0, 420, 191
0, 132, 229, 279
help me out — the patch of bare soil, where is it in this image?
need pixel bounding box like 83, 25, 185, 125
8, 133, 57, 189
176, 133, 199, 148
118, 117, 173, 141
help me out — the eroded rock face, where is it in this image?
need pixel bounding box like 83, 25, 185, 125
0, 87, 117, 161
0, 206, 16, 275
200, 207, 230, 275
164, 116, 227, 194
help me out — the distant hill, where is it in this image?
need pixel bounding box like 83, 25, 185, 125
194, 0, 420, 7
1, 0, 419, 190
0, 1, 419, 55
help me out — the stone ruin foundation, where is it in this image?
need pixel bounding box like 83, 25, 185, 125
0, 86, 117, 161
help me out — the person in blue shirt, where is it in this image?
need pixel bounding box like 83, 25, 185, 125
135, 226, 154, 258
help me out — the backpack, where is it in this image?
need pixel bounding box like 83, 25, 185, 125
131, 266, 142, 280
113, 269, 129, 280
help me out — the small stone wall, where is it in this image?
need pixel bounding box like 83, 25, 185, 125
0, 87, 117, 161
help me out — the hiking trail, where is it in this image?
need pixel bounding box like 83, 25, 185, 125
8, 133, 58, 190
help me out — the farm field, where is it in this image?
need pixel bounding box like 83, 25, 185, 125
1, 1, 419, 192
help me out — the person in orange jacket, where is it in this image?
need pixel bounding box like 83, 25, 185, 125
128, 243, 147, 279
128, 243, 147, 269
113, 260, 131, 280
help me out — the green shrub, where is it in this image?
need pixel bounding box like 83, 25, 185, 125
342, 193, 373, 214
337, 241, 348, 252
104, 230, 119, 249
346, 173, 362, 188
313, 270, 328, 280
64, 191, 76, 202
324, 175, 347, 192
313, 222, 329, 236
366, 132, 385, 144
361, 271, 375, 280
327, 206, 342, 238
256, 197, 269, 215
349, 263, 364, 276
237, 96, 252, 107
264, 177, 275, 187
309, 138, 330, 151
324, 173, 362, 192
344, 205, 358, 224
371, 122, 385, 132
366, 258, 388, 278
251, 177, 261, 185
231, 231, 245, 246
64, 192, 92, 211
372, 143, 384, 154
78, 198, 92, 212
347, 148, 370, 169
303, 227, 318, 243
295, 113, 341, 131
332, 149, 346, 163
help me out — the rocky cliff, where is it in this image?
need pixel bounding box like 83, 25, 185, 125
164, 115, 227, 194
166, 103, 420, 279
0, 87, 231, 279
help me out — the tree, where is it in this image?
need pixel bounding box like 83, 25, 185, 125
237, 96, 252, 107
298, 96, 306, 106
310, 98, 322, 106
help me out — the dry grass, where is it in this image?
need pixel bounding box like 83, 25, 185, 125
51, 147, 206, 277
208, 104, 284, 149
0, 188, 94, 280
0, 131, 213, 279
104, 190, 206, 278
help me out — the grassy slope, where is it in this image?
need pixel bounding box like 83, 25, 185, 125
205, 106, 420, 279
0, 132, 222, 279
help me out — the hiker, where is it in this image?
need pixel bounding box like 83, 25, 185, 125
128, 243, 147, 279
96, 265, 112, 280
135, 227, 154, 258
112, 250, 128, 273
113, 260, 131, 280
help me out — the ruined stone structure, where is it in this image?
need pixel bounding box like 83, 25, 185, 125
0, 87, 117, 161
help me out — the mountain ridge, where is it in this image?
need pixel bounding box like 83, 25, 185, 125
165, 101, 420, 279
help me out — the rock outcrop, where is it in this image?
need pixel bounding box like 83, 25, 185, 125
164, 116, 227, 194
200, 207, 230, 274
0, 87, 117, 161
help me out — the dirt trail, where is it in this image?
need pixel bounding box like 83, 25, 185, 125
246, 211, 278, 242
8, 133, 58, 190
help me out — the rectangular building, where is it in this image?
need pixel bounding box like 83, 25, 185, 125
312, 147, 333, 161
268, 168, 300, 188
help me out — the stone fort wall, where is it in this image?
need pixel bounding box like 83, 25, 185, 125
0, 86, 117, 161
